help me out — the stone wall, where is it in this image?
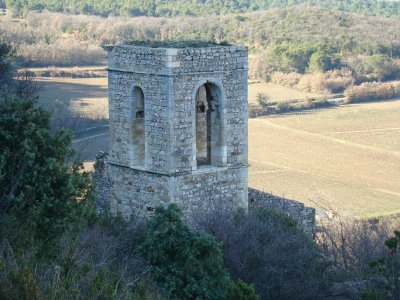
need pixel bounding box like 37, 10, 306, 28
108, 164, 170, 218
92, 151, 111, 213
248, 188, 316, 235
108, 163, 248, 218
107, 45, 247, 76
107, 43, 249, 217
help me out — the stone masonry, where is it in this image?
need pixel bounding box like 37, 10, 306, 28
248, 188, 316, 236
106, 43, 249, 218
93, 152, 316, 235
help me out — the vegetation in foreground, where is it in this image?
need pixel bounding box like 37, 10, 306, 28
0, 91, 315, 298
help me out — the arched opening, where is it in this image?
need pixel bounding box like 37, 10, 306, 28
195, 82, 224, 167
130, 86, 145, 167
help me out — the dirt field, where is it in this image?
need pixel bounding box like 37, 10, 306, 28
249, 100, 400, 218
37, 76, 400, 217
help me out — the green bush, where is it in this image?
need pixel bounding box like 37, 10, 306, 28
348, 55, 400, 81
256, 92, 269, 108
5, 0, 400, 18
275, 101, 290, 113
0, 38, 15, 83
139, 204, 232, 299
0, 95, 95, 251
224, 280, 259, 300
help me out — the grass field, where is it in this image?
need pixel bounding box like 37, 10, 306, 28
36, 75, 400, 217
248, 81, 324, 105
37, 77, 108, 119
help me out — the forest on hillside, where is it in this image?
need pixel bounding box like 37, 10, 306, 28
2, 7, 399, 87
4, 0, 400, 18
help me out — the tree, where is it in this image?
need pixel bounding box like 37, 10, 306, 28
256, 92, 269, 108
308, 49, 339, 72
139, 204, 232, 299
0, 95, 94, 249
224, 280, 260, 300
0, 38, 15, 86
365, 230, 400, 299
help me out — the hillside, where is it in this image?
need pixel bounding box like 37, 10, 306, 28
4, 0, 400, 18
2, 8, 400, 69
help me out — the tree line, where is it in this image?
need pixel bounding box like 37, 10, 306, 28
3, 8, 399, 84
5, 0, 400, 18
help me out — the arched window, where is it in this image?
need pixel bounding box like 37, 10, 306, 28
130, 86, 145, 167
195, 82, 224, 167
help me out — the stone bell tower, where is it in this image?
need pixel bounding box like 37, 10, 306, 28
106, 42, 248, 217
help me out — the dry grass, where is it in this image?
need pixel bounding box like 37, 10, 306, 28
28, 66, 106, 73
37, 76, 400, 218
248, 81, 324, 105
36, 77, 108, 119
271, 70, 354, 94
344, 81, 399, 103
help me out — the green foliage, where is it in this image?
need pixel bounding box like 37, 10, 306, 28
0, 263, 42, 299
6, 0, 400, 18
348, 54, 400, 81
265, 43, 315, 73
308, 48, 340, 72
0, 95, 95, 251
256, 92, 268, 108
364, 231, 400, 299
139, 204, 231, 300
224, 280, 260, 300
265, 42, 340, 74
0, 38, 15, 83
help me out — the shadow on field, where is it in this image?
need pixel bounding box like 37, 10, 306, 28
37, 78, 108, 106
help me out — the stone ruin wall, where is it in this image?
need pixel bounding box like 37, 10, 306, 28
248, 188, 316, 235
